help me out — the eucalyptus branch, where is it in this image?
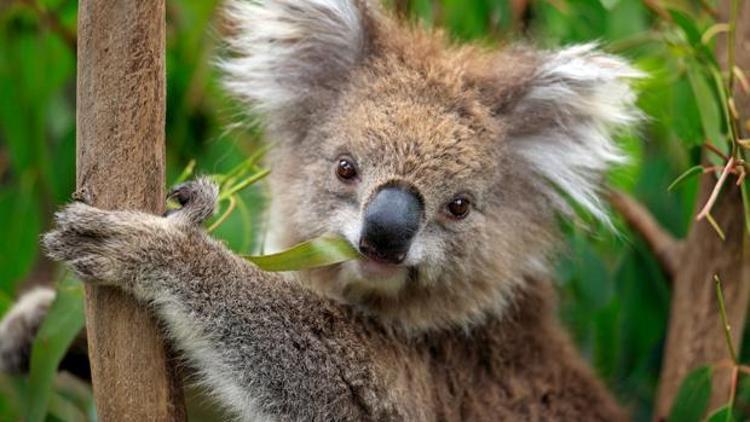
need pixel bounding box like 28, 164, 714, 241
705, 142, 729, 161
608, 190, 683, 278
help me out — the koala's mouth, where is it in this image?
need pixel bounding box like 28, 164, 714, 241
357, 258, 407, 279
351, 256, 419, 285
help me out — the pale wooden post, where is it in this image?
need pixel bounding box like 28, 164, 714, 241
76, 0, 186, 419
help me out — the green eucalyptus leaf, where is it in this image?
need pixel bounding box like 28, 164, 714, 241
741, 180, 750, 235
671, 77, 705, 146
244, 235, 360, 272
47, 391, 87, 422
25, 276, 85, 422
668, 365, 713, 422
668, 9, 702, 47
0, 179, 42, 294
686, 66, 724, 151
668, 165, 704, 191
706, 405, 735, 422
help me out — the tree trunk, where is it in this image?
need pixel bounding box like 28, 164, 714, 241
76, 0, 186, 420
654, 0, 750, 418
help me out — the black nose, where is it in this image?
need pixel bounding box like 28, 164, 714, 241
359, 186, 422, 264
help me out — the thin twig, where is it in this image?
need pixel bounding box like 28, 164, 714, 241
727, 0, 740, 93
642, 0, 671, 21
699, 0, 720, 18
715, 274, 738, 364
705, 213, 727, 241
697, 157, 735, 221
734, 66, 749, 94
728, 365, 739, 411
705, 142, 730, 161
608, 190, 683, 278
702, 23, 729, 45
737, 166, 746, 186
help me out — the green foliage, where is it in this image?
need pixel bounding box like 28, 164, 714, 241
26, 275, 87, 422
706, 406, 736, 422
669, 365, 713, 422
245, 235, 360, 272
1, 0, 748, 421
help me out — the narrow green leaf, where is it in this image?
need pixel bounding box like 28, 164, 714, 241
707, 66, 733, 149
668, 365, 713, 422
741, 179, 750, 235
706, 405, 735, 422
219, 168, 271, 201
244, 235, 360, 272
47, 391, 87, 422
668, 9, 702, 46
686, 67, 723, 151
668, 165, 704, 191
174, 159, 196, 185
25, 276, 85, 422
671, 77, 705, 146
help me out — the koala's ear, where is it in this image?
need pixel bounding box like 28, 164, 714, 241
506, 44, 644, 223
221, 0, 376, 128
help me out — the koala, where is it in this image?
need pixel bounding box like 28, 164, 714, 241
0, 287, 56, 374
11, 0, 644, 420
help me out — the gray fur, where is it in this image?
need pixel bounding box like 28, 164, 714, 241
44, 182, 400, 420
0, 287, 56, 374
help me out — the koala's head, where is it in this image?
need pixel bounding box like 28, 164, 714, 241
222, 0, 641, 331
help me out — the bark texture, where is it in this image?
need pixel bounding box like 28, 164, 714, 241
76, 0, 186, 420
654, 1, 750, 418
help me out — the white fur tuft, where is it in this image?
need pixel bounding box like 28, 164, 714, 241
515, 44, 644, 223
156, 295, 275, 422
220, 0, 366, 118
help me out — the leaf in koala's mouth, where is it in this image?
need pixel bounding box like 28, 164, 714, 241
243, 235, 361, 272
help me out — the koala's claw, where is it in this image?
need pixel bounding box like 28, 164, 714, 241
71, 187, 92, 205
166, 177, 219, 225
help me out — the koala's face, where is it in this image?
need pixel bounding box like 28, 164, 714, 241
223, 0, 640, 329
290, 65, 516, 298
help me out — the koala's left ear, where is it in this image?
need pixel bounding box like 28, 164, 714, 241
505, 44, 644, 223
220, 0, 378, 131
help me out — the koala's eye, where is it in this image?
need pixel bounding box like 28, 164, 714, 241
336, 158, 358, 182
446, 197, 471, 219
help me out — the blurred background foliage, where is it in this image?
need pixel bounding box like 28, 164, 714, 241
0, 0, 746, 420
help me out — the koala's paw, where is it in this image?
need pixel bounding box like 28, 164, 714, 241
0, 287, 56, 374
166, 177, 219, 226
43, 202, 172, 286
43, 178, 217, 287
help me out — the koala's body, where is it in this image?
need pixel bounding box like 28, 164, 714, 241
5, 0, 643, 420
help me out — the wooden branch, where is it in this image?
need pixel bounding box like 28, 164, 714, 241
608, 190, 683, 278
654, 0, 750, 417
77, 0, 185, 419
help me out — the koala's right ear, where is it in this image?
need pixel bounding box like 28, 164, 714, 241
221, 0, 377, 129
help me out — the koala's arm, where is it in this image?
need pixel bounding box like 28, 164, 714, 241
43, 180, 397, 421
